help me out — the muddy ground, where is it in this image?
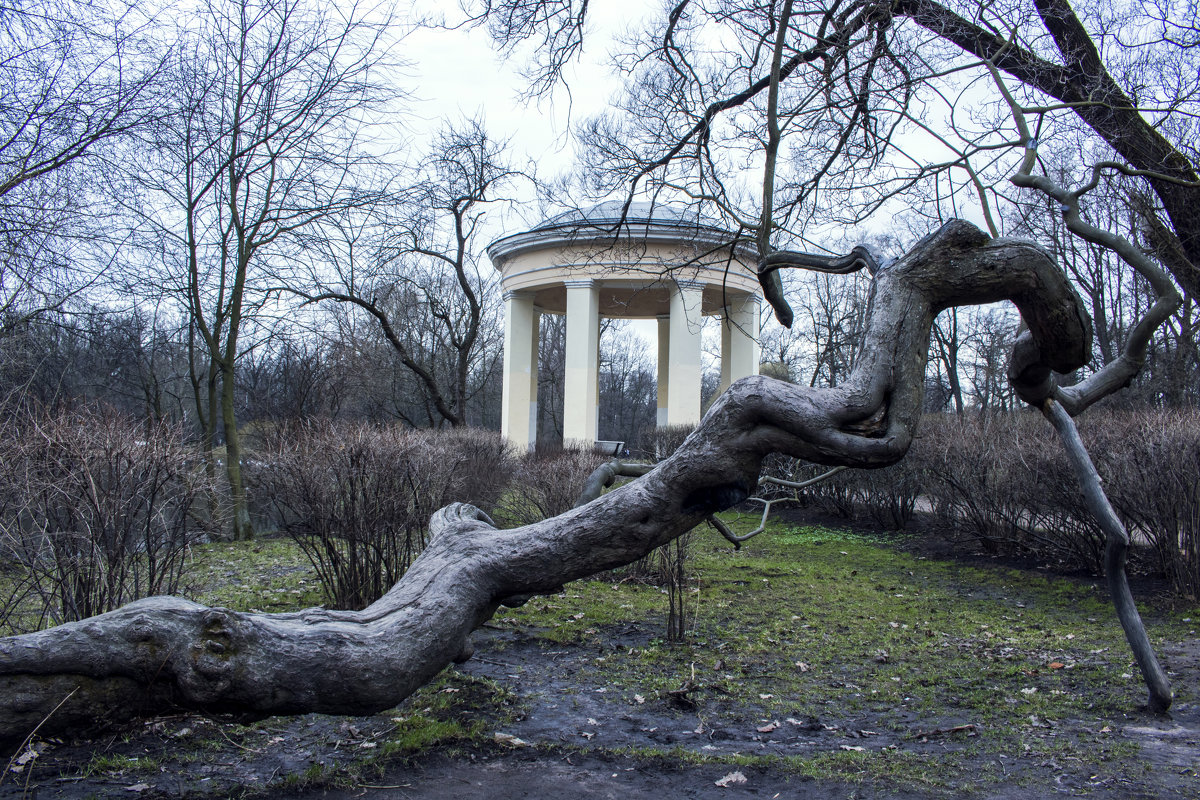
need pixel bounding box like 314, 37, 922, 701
2, 517, 1197, 799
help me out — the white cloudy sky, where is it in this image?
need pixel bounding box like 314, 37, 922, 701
393, 1, 751, 356
398, 0, 653, 237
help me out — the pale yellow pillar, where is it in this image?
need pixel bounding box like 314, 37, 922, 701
667, 280, 703, 426
656, 315, 670, 427
501, 290, 537, 450
528, 308, 541, 439
718, 293, 760, 394
563, 279, 599, 445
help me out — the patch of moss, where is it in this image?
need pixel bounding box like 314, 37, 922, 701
379, 671, 520, 758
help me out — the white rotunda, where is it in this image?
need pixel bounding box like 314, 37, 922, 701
487, 202, 762, 449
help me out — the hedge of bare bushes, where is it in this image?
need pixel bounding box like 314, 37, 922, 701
629, 424, 695, 462
5, 407, 1194, 636
494, 445, 611, 527
248, 432, 638, 610
247, 424, 513, 610
763, 410, 1200, 597
0, 409, 215, 632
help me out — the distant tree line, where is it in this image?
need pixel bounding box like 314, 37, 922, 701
2, 0, 1198, 546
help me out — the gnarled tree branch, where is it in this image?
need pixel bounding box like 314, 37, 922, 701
5, 220, 1151, 750
1042, 400, 1172, 711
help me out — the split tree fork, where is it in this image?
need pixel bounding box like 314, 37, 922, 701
0, 219, 1172, 749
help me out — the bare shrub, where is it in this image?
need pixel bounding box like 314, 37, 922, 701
1089, 410, 1200, 598
440, 427, 516, 514
758, 457, 868, 520
659, 531, 693, 642
630, 424, 695, 461
249, 424, 512, 610
760, 414, 1112, 568
856, 462, 923, 530
913, 413, 1109, 569
1009, 419, 1108, 572
912, 410, 1200, 590
759, 460, 921, 528
496, 445, 610, 527
0, 408, 212, 633
917, 414, 1042, 551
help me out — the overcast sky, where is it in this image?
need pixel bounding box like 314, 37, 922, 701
395, 1, 737, 354
399, 1, 652, 238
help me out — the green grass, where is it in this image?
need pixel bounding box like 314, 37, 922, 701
485, 513, 1197, 790
81, 753, 159, 777
3, 512, 1195, 795
379, 671, 519, 758
182, 537, 324, 612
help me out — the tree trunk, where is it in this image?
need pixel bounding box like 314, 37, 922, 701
220, 359, 253, 541
934, 310, 965, 413
188, 340, 222, 528
1, 222, 1129, 747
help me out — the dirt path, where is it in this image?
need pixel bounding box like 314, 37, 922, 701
280, 750, 933, 800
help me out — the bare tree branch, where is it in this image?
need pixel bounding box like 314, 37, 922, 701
3, 221, 1136, 747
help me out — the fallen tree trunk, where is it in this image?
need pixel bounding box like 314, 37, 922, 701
3, 221, 1157, 748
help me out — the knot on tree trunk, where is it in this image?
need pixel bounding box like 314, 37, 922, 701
429, 503, 497, 543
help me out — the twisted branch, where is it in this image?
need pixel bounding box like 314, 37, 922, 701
4, 221, 1163, 749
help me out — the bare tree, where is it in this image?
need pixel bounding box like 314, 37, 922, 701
0, 0, 163, 333
598, 321, 658, 444
128, 0, 391, 538
554, 0, 1196, 303
536, 313, 567, 444
930, 309, 965, 412
238, 335, 334, 422
895, 0, 1200, 299
755, 267, 874, 392
0, 0, 1192, 744
292, 120, 513, 429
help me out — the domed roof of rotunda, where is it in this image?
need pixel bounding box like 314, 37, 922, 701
488, 201, 752, 269
531, 201, 711, 232
486, 201, 760, 319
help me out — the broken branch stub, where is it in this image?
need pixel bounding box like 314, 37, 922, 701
3, 220, 1150, 749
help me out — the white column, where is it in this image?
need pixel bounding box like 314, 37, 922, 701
667, 280, 703, 427
501, 290, 537, 450
719, 313, 733, 396
656, 314, 670, 427
563, 279, 600, 445
528, 308, 541, 440
718, 293, 760, 395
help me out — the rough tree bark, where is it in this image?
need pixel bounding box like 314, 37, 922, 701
3, 220, 1154, 749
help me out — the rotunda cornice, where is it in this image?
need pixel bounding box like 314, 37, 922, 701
487, 203, 756, 270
